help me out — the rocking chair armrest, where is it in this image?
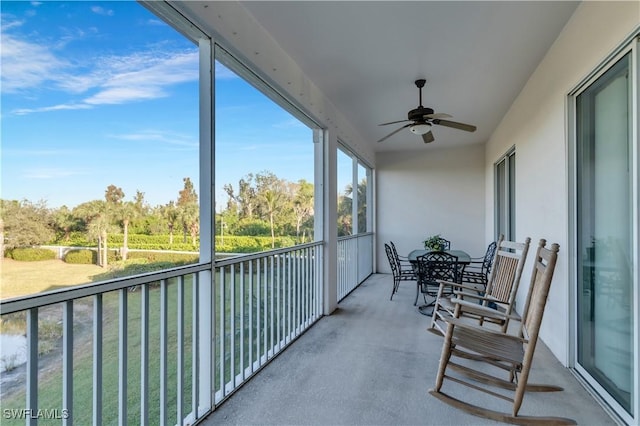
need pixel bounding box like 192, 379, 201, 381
437, 280, 485, 293
453, 287, 500, 305
451, 291, 500, 304
450, 298, 521, 322
442, 316, 528, 343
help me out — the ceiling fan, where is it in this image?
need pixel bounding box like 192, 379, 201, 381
377, 79, 477, 144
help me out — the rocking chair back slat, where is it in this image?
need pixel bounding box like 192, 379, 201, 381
482, 237, 531, 325
489, 256, 519, 302
429, 235, 531, 336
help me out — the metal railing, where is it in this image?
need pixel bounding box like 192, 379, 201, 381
0, 241, 323, 425
337, 233, 373, 301
213, 242, 323, 402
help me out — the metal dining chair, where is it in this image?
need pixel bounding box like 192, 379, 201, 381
414, 251, 459, 316
385, 243, 417, 300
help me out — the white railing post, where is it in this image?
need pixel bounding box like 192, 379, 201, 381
218, 268, 225, 399
118, 289, 127, 426
160, 279, 168, 425
63, 300, 73, 426
140, 285, 149, 426
192, 272, 202, 419
177, 276, 184, 426
26, 308, 38, 426
93, 295, 103, 426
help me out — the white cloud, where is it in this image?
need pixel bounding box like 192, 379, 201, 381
90, 6, 114, 16
0, 30, 71, 93
83, 51, 198, 105
113, 130, 198, 149
147, 18, 165, 26
2, 17, 199, 114
13, 103, 93, 115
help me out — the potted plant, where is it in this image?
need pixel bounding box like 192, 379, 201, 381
424, 234, 445, 251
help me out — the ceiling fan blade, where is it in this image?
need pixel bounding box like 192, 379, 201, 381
422, 131, 435, 143
377, 123, 412, 143
432, 119, 477, 132
423, 113, 452, 120
379, 119, 411, 126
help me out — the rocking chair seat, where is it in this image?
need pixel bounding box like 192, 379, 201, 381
447, 317, 525, 365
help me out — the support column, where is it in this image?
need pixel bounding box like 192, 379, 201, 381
315, 129, 338, 315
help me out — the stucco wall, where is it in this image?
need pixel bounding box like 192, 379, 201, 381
376, 144, 486, 274
484, 1, 639, 364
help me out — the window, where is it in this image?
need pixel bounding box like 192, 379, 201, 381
337, 148, 353, 236
495, 149, 515, 240
214, 47, 318, 250
336, 145, 371, 236
0, 1, 200, 296
357, 163, 369, 234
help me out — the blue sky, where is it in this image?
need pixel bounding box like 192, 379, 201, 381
1, 1, 315, 210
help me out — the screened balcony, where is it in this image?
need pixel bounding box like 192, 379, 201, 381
0, 259, 616, 426
1, 0, 638, 425
199, 274, 617, 425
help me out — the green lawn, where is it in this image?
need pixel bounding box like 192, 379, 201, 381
0, 257, 315, 425
0, 260, 196, 425
0, 280, 195, 426
0, 259, 104, 299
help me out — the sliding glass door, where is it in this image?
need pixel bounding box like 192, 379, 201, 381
575, 51, 634, 419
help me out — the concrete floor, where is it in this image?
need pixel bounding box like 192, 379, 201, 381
200, 274, 617, 426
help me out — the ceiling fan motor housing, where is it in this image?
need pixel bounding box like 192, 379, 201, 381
408, 106, 434, 121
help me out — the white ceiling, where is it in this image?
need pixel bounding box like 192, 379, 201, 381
195, 1, 581, 153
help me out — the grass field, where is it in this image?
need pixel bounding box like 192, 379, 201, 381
0, 259, 104, 299
0, 259, 196, 425
0, 257, 310, 425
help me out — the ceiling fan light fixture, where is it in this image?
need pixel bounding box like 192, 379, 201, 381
410, 123, 432, 135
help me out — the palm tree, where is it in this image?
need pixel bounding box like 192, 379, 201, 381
162, 201, 179, 247
74, 200, 114, 267
292, 180, 314, 243
263, 189, 279, 248
177, 177, 199, 245
51, 205, 79, 242
119, 202, 138, 260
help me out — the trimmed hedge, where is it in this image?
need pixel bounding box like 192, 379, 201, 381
126, 251, 198, 264
6, 248, 56, 261
54, 232, 92, 247
64, 249, 95, 264
107, 234, 199, 246
216, 236, 296, 253
50, 233, 298, 253
124, 243, 198, 252
64, 249, 119, 264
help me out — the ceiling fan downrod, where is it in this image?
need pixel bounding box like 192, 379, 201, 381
415, 79, 426, 107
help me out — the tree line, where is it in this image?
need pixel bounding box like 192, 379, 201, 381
0, 171, 366, 265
